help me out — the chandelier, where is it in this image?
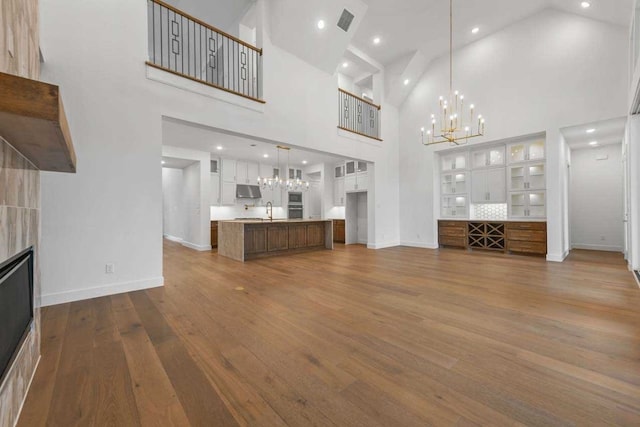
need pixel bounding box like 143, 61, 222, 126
257, 145, 309, 191
422, 0, 485, 146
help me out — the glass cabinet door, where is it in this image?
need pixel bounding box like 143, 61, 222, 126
510, 192, 526, 217
357, 162, 368, 173
335, 165, 344, 178
345, 161, 356, 175
442, 195, 467, 218
442, 172, 467, 194
509, 166, 526, 191
441, 152, 467, 172
528, 191, 546, 217
473, 147, 505, 168
527, 164, 545, 189
528, 141, 545, 161
509, 144, 526, 163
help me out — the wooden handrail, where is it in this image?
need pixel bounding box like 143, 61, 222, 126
338, 88, 381, 110
150, 0, 263, 55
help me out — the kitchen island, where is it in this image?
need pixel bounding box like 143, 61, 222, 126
218, 219, 334, 261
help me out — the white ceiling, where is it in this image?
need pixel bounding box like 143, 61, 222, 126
161, 118, 348, 168
351, 0, 633, 67
561, 116, 626, 150
162, 157, 197, 169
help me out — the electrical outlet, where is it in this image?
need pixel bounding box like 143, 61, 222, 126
600, 236, 606, 241
105, 263, 115, 274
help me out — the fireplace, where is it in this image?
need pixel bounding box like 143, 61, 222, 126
0, 248, 34, 386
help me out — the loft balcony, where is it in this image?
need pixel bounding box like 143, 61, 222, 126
337, 88, 382, 141
146, 0, 264, 103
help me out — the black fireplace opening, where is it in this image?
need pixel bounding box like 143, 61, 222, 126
0, 247, 34, 386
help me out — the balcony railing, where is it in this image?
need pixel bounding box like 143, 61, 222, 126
338, 88, 381, 141
146, 0, 264, 103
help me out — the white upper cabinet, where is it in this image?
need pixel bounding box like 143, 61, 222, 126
342, 160, 369, 193
471, 146, 505, 169
210, 173, 220, 206
441, 171, 468, 195
508, 163, 545, 191
221, 159, 236, 183
471, 168, 506, 203
333, 179, 345, 206
441, 152, 468, 172
508, 140, 545, 164
236, 161, 260, 184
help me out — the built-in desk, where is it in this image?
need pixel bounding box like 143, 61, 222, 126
218, 219, 334, 261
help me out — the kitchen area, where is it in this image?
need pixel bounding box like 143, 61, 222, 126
160, 120, 372, 261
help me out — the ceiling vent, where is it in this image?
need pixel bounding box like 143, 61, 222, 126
337, 9, 354, 32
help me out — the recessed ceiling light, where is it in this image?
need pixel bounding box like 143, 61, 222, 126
586, 128, 596, 133
263, 154, 269, 158
317, 20, 325, 29
302, 160, 308, 165
404, 79, 410, 86
589, 141, 598, 146
471, 27, 480, 34
581, 1, 591, 8
216, 146, 223, 150
161, 160, 166, 165
342, 62, 349, 68
373, 37, 381, 45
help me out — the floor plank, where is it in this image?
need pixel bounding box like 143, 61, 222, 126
18, 242, 640, 426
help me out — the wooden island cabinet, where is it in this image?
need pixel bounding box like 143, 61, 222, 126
438, 220, 547, 256
219, 219, 333, 261
333, 219, 345, 243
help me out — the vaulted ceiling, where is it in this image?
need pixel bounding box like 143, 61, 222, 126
352, 0, 633, 67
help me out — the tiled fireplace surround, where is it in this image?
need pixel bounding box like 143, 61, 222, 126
0, 138, 41, 426
0, 0, 42, 424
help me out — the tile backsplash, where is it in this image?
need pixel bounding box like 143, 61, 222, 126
471, 203, 508, 220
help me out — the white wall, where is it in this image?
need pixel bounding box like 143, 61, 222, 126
628, 116, 640, 270
570, 144, 624, 251
182, 162, 201, 246
399, 9, 628, 259
162, 168, 184, 240
38, 0, 400, 303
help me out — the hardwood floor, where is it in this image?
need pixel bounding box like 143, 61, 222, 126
18, 242, 640, 426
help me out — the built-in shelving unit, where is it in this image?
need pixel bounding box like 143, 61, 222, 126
437, 135, 546, 220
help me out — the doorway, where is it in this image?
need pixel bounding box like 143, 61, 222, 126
346, 192, 368, 245
569, 143, 624, 252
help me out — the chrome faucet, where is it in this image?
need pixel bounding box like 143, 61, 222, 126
266, 201, 273, 222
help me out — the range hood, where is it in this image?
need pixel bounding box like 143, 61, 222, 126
236, 184, 262, 199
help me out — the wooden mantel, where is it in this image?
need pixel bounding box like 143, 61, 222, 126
0, 72, 76, 173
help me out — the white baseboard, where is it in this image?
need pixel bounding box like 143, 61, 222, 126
571, 244, 623, 252
368, 241, 401, 249
633, 271, 640, 288
399, 241, 439, 249
163, 234, 183, 243
181, 241, 212, 251
41, 276, 164, 307
546, 250, 569, 263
